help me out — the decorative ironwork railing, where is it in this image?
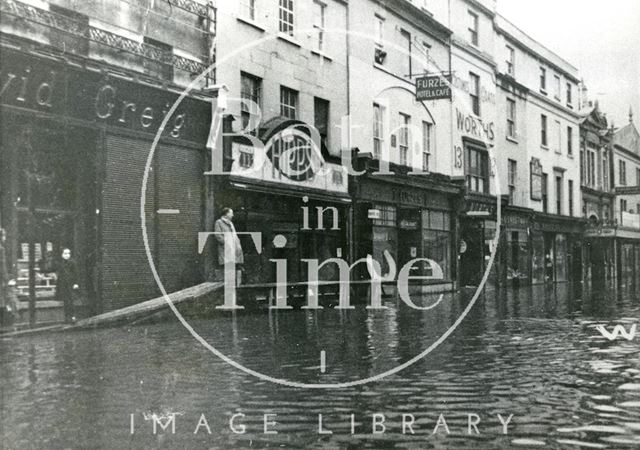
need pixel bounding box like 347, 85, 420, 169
0, 0, 212, 76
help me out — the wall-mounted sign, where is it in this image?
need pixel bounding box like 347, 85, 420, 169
368, 209, 382, 220
456, 109, 495, 141
530, 158, 543, 201
416, 75, 452, 101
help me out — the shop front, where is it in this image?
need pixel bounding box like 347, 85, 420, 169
615, 228, 640, 296
351, 160, 462, 292
459, 193, 500, 288
500, 207, 533, 287
0, 46, 211, 316
215, 118, 350, 286
530, 214, 585, 286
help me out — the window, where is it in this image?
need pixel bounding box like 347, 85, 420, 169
243, 0, 256, 20
555, 120, 561, 153
468, 10, 479, 46
314, 97, 329, 148
506, 45, 515, 75
508, 159, 517, 204
554, 75, 561, 100
540, 67, 547, 92
374, 15, 384, 48
401, 29, 412, 78
373, 103, 384, 159
566, 83, 573, 106
621, 199, 628, 222
422, 210, 452, 280
567, 126, 573, 155
280, 85, 298, 119
619, 160, 627, 185
541, 114, 548, 147
507, 98, 516, 138
586, 147, 596, 187
568, 179, 574, 216
555, 173, 563, 215
279, 0, 294, 36
465, 146, 489, 193
422, 121, 432, 172
603, 152, 609, 189
313, 1, 325, 52
240, 72, 262, 134
469, 72, 480, 116
636, 167, 640, 186
542, 173, 548, 213
398, 113, 410, 166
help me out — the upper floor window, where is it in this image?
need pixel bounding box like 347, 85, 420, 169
555, 172, 563, 215
585, 147, 596, 187
243, 0, 257, 21
553, 75, 561, 100
506, 45, 515, 75
542, 173, 548, 213
554, 120, 562, 153
373, 103, 384, 159
540, 114, 548, 147
468, 10, 479, 46
619, 160, 627, 185
398, 113, 411, 166
240, 72, 262, 134
507, 98, 516, 139
314, 97, 330, 147
465, 146, 489, 193
422, 121, 432, 172
603, 152, 609, 189
279, 0, 294, 36
566, 83, 573, 107
636, 167, 640, 186
568, 179, 574, 216
280, 85, 298, 119
400, 29, 412, 78
469, 72, 480, 116
540, 67, 547, 92
567, 126, 573, 156
374, 15, 384, 48
313, 1, 326, 52
508, 159, 517, 204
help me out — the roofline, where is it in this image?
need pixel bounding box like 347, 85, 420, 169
494, 14, 580, 82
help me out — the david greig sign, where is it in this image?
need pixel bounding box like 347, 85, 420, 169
415, 74, 452, 101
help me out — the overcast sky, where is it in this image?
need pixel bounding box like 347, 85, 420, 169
497, 0, 640, 128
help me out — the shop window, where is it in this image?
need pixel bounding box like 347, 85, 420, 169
279, 0, 295, 36
372, 204, 396, 227
240, 72, 262, 134
531, 232, 545, 284
464, 145, 488, 193
280, 85, 298, 119
555, 234, 568, 282
422, 210, 451, 280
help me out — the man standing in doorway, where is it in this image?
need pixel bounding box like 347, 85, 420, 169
214, 208, 244, 285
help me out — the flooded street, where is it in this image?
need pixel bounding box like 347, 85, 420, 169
2, 284, 640, 449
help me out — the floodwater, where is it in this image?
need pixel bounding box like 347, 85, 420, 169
1, 283, 640, 449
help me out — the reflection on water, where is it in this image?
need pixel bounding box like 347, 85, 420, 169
1, 284, 639, 449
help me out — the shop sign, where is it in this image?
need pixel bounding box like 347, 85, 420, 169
230, 132, 348, 195
415, 75, 452, 101
456, 109, 495, 141
399, 219, 419, 230
0, 49, 209, 141
368, 209, 382, 220
465, 201, 495, 216
530, 158, 543, 201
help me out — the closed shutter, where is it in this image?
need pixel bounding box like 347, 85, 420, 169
157, 143, 203, 292
102, 134, 157, 310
